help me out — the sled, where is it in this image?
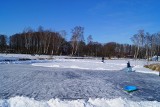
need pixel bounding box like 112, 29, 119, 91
124, 86, 138, 92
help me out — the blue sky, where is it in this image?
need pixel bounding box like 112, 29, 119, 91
0, 0, 160, 44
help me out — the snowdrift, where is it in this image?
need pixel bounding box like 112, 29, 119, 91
0, 96, 160, 107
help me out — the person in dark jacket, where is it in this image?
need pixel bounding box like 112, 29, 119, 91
102, 57, 104, 63
127, 61, 131, 68
127, 61, 132, 72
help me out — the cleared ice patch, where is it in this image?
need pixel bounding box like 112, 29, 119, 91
70, 65, 80, 69
0, 96, 160, 107
32, 59, 126, 71
48, 65, 60, 68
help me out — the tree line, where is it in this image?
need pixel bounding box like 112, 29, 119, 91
131, 30, 160, 60
0, 26, 159, 59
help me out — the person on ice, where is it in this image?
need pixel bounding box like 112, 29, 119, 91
127, 61, 131, 67
127, 61, 132, 72
102, 57, 104, 63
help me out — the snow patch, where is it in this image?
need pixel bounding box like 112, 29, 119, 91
70, 65, 80, 69
47, 65, 60, 68
0, 96, 160, 107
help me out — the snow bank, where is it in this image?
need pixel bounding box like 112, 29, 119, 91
132, 65, 160, 75
0, 96, 160, 107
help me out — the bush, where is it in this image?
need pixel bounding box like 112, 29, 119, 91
155, 66, 160, 71
151, 65, 157, 70
144, 64, 160, 72
144, 65, 149, 68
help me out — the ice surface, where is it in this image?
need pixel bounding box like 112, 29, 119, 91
1, 54, 160, 107
1, 64, 160, 101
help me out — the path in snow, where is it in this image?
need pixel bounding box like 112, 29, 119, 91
0, 64, 160, 102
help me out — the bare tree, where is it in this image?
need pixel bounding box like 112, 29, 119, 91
59, 30, 67, 39
145, 32, 151, 61
150, 34, 157, 57
86, 35, 93, 56
103, 42, 116, 58
0, 34, 7, 52
70, 26, 84, 56
23, 27, 34, 54
87, 35, 93, 44
157, 32, 160, 55
131, 30, 145, 59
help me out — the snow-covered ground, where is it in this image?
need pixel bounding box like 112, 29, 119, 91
32, 58, 160, 75
0, 53, 159, 75
0, 96, 160, 107
0, 54, 160, 107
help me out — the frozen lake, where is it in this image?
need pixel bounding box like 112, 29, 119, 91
0, 64, 160, 101
0, 54, 160, 107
